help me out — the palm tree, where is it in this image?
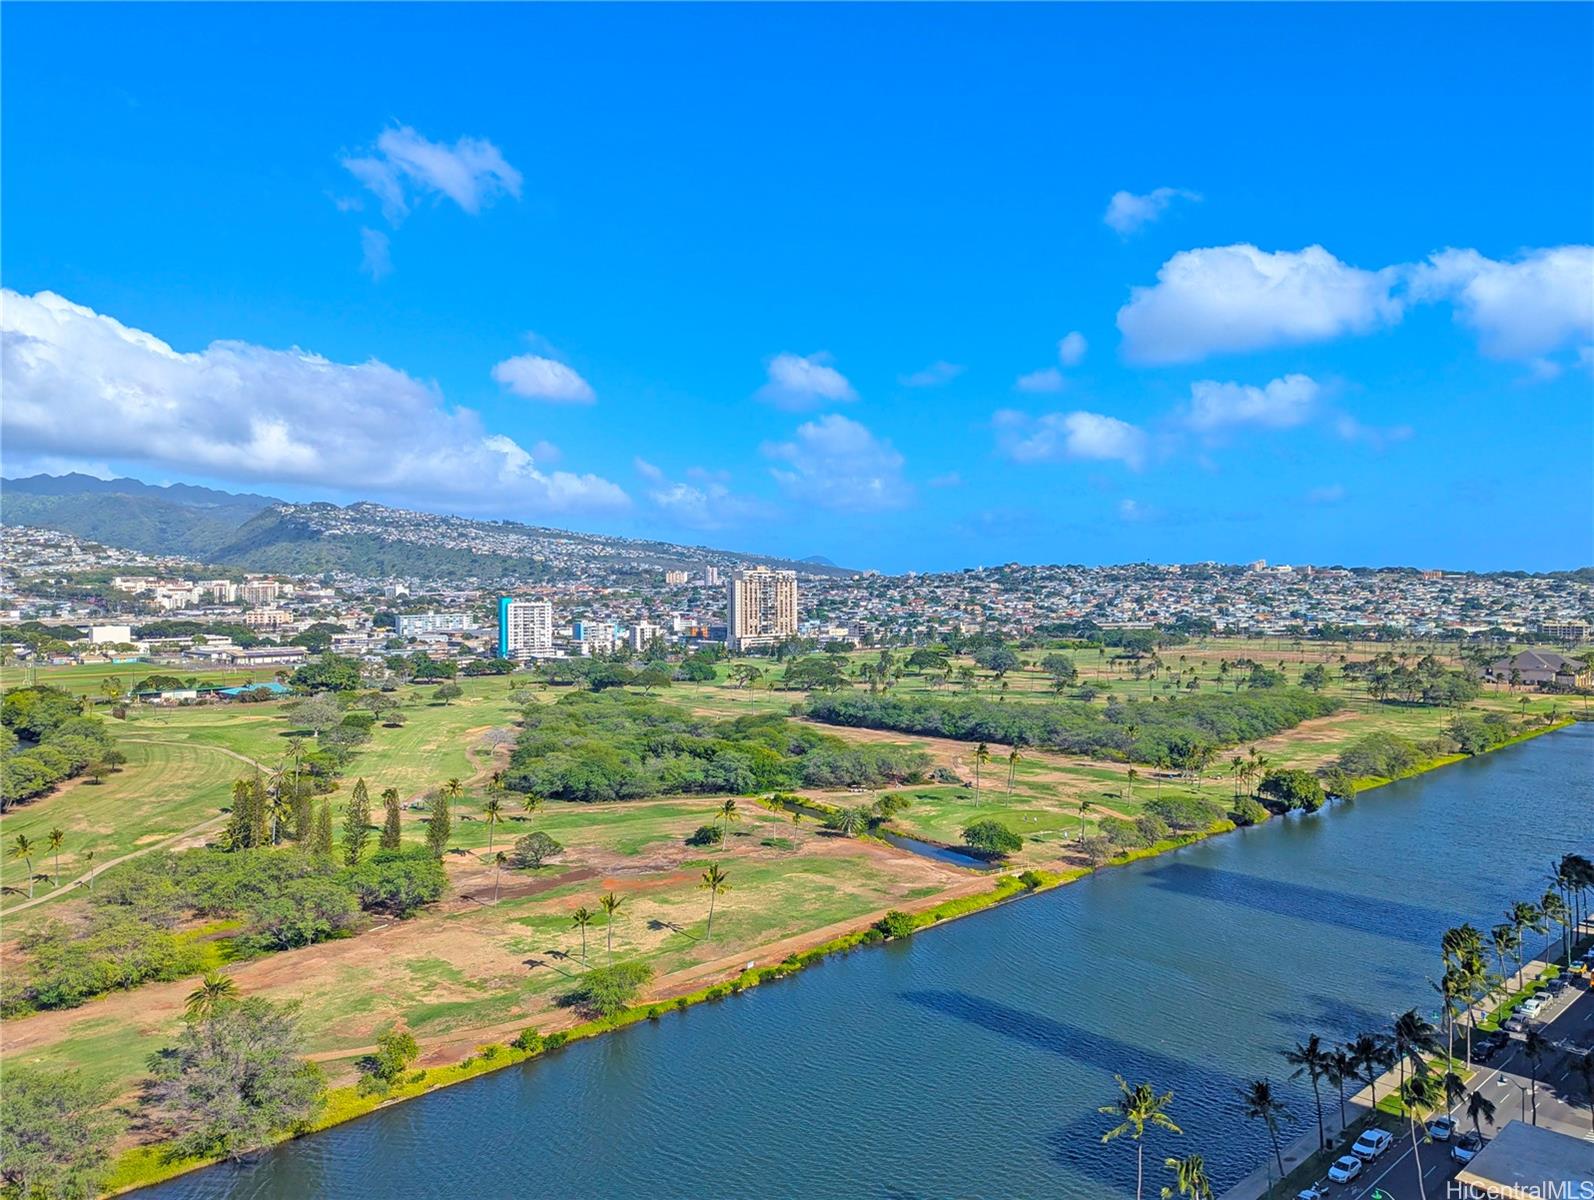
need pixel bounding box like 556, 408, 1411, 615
600, 891, 624, 960
481, 796, 505, 855
1465, 1087, 1497, 1139
572, 906, 594, 963
973, 742, 991, 802
1160, 1153, 1212, 1200
82, 848, 97, 893
1398, 1072, 1445, 1200
1489, 923, 1520, 991
492, 850, 508, 904
1348, 1033, 1392, 1111
1522, 1029, 1548, 1125
443, 777, 464, 804
1077, 800, 1095, 842
1099, 1076, 1182, 1200
1325, 1046, 1355, 1129
1390, 1008, 1440, 1096
1237, 1079, 1290, 1191
184, 971, 238, 1021
46, 827, 65, 888
521, 794, 543, 820
1282, 1034, 1332, 1150
716, 798, 740, 851
1507, 900, 1546, 988
1540, 889, 1571, 968
1006, 745, 1022, 799
700, 864, 730, 939
9, 834, 36, 899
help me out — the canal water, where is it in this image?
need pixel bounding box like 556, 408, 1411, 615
145, 725, 1593, 1199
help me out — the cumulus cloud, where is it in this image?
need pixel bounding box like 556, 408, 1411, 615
1104, 187, 1200, 235
1186, 374, 1320, 431
359, 228, 392, 280
763, 414, 910, 510
1407, 245, 1594, 360
0, 289, 627, 515
491, 353, 596, 404
647, 480, 772, 530
994, 409, 1147, 469
1118, 244, 1403, 364
342, 125, 522, 224
1058, 331, 1088, 367
1015, 367, 1065, 393
755, 352, 857, 410
899, 360, 965, 388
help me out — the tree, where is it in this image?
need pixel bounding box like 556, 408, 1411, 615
46, 826, 65, 888
357, 1028, 419, 1097
145, 998, 324, 1160
701, 863, 730, 939
0, 1069, 121, 1200
962, 818, 1022, 859
184, 972, 240, 1022
562, 961, 652, 1019
1077, 799, 1094, 841
426, 789, 452, 858
1325, 1046, 1355, 1130
1506, 901, 1546, 988
1258, 769, 1326, 813
1466, 1087, 1497, 1138
1390, 1008, 1440, 1097
1099, 1076, 1182, 1200
512, 831, 563, 869
491, 850, 509, 904
481, 796, 505, 855
826, 806, 869, 837
600, 891, 624, 960
973, 741, 991, 802
311, 798, 333, 858
716, 797, 741, 851
380, 787, 403, 851
1522, 1029, 1549, 1125
433, 682, 463, 706
1159, 1153, 1212, 1200
342, 778, 372, 866
1397, 1072, 1446, 1200
572, 906, 594, 964
973, 646, 1020, 677
1237, 1078, 1290, 1189
1282, 1034, 1332, 1150
1006, 745, 1023, 798
10, 833, 35, 898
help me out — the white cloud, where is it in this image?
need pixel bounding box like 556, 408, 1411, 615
1104, 187, 1200, 235
1015, 367, 1065, 393
763, 414, 910, 510
1118, 244, 1403, 364
342, 125, 522, 224
1407, 245, 1594, 360
1058, 331, 1088, 367
755, 352, 857, 410
633, 456, 664, 481
1306, 483, 1346, 504
1333, 415, 1413, 450
899, 360, 965, 388
1186, 374, 1320, 431
0, 289, 627, 515
994, 409, 1147, 469
1118, 498, 1160, 522
491, 354, 596, 404
360, 228, 392, 280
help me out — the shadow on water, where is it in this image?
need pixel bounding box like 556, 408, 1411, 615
900, 989, 1270, 1192
1141, 863, 1456, 945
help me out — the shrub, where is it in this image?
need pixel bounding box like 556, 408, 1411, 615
560, 962, 654, 1018
1230, 796, 1269, 827
1098, 816, 1144, 849
1134, 814, 1171, 844
543, 1032, 569, 1049
512, 1028, 543, 1053
873, 910, 918, 939
1258, 768, 1326, 813
511, 831, 564, 868
1144, 795, 1219, 831
685, 825, 722, 847
1018, 870, 1046, 889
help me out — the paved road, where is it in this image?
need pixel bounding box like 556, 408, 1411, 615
1302, 974, 1594, 1200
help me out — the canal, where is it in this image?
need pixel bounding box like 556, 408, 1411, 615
145, 724, 1593, 1198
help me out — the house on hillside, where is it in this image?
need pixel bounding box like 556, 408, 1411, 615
1479, 649, 1591, 691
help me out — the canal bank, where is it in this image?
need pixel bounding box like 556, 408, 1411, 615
127, 720, 1591, 1198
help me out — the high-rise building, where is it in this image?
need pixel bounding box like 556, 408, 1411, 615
726, 567, 798, 651
703, 565, 722, 586
239, 579, 281, 605
628, 621, 663, 651
572, 620, 618, 656
498, 598, 553, 658
664, 570, 690, 585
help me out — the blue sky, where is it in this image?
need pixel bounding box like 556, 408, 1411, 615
3, 4, 1591, 572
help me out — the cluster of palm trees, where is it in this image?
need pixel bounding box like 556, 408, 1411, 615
6, 827, 94, 899
967, 741, 1024, 803
1228, 747, 1269, 800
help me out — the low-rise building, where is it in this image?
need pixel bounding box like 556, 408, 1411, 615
395, 612, 469, 637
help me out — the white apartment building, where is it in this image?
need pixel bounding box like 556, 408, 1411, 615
395, 612, 469, 637
240, 579, 282, 605
727, 566, 798, 651
498, 597, 553, 658
628, 621, 663, 651
572, 620, 618, 656
663, 570, 690, 585
703, 566, 722, 586
243, 607, 292, 630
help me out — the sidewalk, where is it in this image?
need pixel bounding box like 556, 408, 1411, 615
1217, 944, 1576, 1200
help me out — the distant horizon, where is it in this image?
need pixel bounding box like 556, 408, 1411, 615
5, 468, 1590, 579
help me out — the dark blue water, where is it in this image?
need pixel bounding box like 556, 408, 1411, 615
145, 726, 1593, 1199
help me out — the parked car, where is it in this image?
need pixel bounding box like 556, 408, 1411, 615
1351, 1128, 1394, 1161
1474, 1033, 1508, 1062
1296, 1187, 1329, 1200
1427, 1115, 1456, 1141
1519, 996, 1546, 1018
1327, 1155, 1364, 1184
1452, 1131, 1485, 1163
1503, 1014, 1531, 1033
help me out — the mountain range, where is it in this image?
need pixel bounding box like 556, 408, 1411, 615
1, 474, 851, 582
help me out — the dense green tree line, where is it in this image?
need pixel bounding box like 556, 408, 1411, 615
805, 688, 1340, 766
504, 692, 930, 802
1, 686, 124, 809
